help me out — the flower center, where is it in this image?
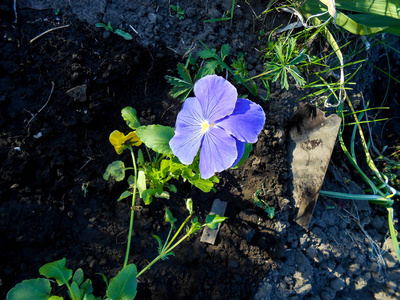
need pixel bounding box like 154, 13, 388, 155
201, 121, 214, 133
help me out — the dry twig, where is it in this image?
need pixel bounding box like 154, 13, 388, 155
26, 81, 55, 126
30, 24, 70, 44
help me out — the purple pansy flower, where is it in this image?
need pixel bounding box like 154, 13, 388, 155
169, 75, 265, 179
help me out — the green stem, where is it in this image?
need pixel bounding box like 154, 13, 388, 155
160, 226, 174, 254
137, 233, 190, 278
145, 146, 152, 163
165, 214, 191, 250
123, 146, 138, 268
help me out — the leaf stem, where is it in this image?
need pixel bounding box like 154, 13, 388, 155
123, 146, 138, 268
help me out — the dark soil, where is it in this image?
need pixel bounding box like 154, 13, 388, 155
1, 1, 400, 299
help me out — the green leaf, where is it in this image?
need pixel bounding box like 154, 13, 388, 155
137, 149, 144, 166
95, 23, 110, 30
6, 278, 52, 300
288, 49, 307, 66
153, 235, 163, 253
39, 258, 72, 286
189, 174, 217, 192
106, 264, 137, 300
137, 170, 146, 198
73, 268, 84, 286
265, 206, 275, 219
117, 190, 133, 201
103, 161, 126, 182
221, 44, 230, 61
80, 279, 94, 296
205, 214, 228, 229
114, 29, 133, 40
69, 282, 81, 300
136, 125, 175, 155
96, 273, 109, 288
155, 182, 164, 195
168, 184, 177, 193
142, 188, 156, 205
281, 69, 289, 90
165, 208, 177, 228
121, 107, 140, 130
166, 63, 194, 102
287, 67, 306, 87
128, 175, 135, 187
197, 48, 217, 59
160, 159, 171, 178
188, 216, 202, 234
83, 294, 96, 300
155, 190, 170, 199
233, 143, 253, 168
186, 198, 193, 215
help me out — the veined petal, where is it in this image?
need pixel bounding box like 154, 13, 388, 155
216, 98, 265, 143
199, 126, 237, 179
231, 139, 245, 168
170, 127, 203, 165
194, 75, 237, 124
170, 96, 205, 165
174, 97, 205, 131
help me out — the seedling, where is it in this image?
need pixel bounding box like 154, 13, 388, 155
95, 21, 133, 40
253, 36, 307, 90
253, 189, 275, 219
205, 0, 235, 22
166, 42, 258, 103
170, 4, 185, 20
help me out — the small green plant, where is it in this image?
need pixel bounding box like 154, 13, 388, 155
166, 42, 258, 102
320, 95, 400, 263
205, 0, 235, 22
170, 4, 185, 20
81, 181, 90, 197
7, 107, 229, 299
95, 21, 133, 40
253, 189, 275, 219
253, 36, 307, 91
6, 258, 138, 300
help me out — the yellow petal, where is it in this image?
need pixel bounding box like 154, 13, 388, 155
125, 131, 142, 147
109, 130, 126, 154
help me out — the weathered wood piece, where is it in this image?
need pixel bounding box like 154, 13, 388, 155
200, 198, 227, 244
288, 104, 342, 229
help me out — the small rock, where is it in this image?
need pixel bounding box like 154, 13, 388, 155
274, 128, 285, 145
148, 13, 156, 23
99, 256, 107, 266
66, 84, 87, 102
230, 260, 239, 268
330, 277, 345, 291
320, 287, 336, 300
306, 246, 318, 260
349, 263, 361, 276
296, 283, 312, 296
354, 275, 368, 290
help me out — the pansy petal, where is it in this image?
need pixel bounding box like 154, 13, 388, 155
170, 128, 203, 165
174, 97, 205, 131
231, 139, 245, 168
199, 126, 237, 179
109, 130, 125, 146
170, 96, 205, 164
194, 75, 237, 123
126, 131, 142, 147
216, 98, 265, 143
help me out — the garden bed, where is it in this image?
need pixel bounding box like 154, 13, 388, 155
1, 0, 400, 299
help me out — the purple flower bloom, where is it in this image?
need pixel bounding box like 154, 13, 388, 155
169, 75, 265, 179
